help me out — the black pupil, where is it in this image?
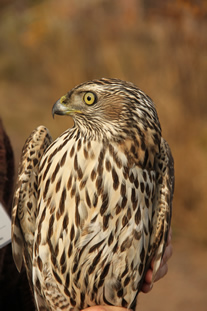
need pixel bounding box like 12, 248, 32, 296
87, 95, 92, 102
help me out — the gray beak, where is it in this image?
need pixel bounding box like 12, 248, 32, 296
52, 99, 68, 118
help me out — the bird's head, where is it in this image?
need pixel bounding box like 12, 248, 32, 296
52, 78, 161, 142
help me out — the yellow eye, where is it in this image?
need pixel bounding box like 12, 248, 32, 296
83, 92, 96, 105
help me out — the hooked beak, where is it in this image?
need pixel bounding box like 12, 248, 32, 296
52, 96, 82, 118
52, 99, 69, 118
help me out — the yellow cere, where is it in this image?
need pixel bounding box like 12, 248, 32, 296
60, 95, 67, 104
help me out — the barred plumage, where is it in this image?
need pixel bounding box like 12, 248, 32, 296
12, 78, 174, 311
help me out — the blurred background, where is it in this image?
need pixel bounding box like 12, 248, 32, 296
0, 0, 207, 310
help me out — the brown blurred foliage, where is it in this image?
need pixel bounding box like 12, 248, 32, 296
0, 1, 207, 310
0, 0, 207, 243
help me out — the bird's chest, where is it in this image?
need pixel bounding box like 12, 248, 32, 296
37, 134, 155, 225
35, 134, 156, 309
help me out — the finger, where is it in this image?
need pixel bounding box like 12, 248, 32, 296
167, 227, 172, 245
82, 306, 130, 311
154, 263, 168, 282
160, 243, 173, 268
141, 268, 153, 293
144, 267, 153, 284
141, 282, 153, 294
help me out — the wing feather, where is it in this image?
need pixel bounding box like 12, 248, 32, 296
130, 138, 174, 310
11, 126, 52, 275
148, 137, 174, 281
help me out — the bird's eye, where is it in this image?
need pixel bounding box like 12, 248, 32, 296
83, 92, 96, 105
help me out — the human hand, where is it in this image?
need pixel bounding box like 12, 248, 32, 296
141, 227, 173, 293
83, 307, 129, 311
